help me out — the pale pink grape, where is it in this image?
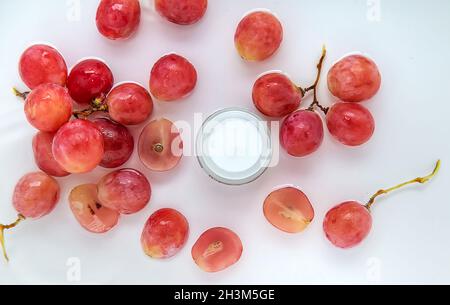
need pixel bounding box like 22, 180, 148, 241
327, 54, 381, 103
141, 208, 189, 259
97, 169, 151, 215
234, 11, 283, 61
24, 83, 73, 132
13, 172, 60, 219
52, 119, 104, 174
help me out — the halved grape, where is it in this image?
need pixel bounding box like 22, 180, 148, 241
138, 118, 183, 171
69, 184, 120, 233
24, 83, 73, 132
192, 227, 243, 273
52, 119, 104, 174
141, 208, 189, 259
19, 44, 67, 89
96, 0, 141, 40
97, 169, 151, 215
32, 132, 70, 177
234, 11, 283, 61
263, 187, 314, 233
13, 172, 60, 219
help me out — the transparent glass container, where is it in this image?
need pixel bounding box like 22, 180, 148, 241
196, 108, 272, 185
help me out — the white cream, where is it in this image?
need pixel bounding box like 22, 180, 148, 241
197, 108, 271, 185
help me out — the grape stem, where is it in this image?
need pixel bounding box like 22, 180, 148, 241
153, 143, 164, 153
12, 88, 30, 100
365, 160, 441, 210
73, 95, 108, 119
306, 45, 329, 114
0, 214, 26, 262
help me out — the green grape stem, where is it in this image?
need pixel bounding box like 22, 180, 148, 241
73, 95, 108, 119
366, 160, 441, 210
0, 214, 26, 262
12, 88, 30, 100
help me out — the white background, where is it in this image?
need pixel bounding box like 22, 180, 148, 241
1, 0, 449, 284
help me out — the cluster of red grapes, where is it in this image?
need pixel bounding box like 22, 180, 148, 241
0, 0, 440, 275
236, 11, 439, 251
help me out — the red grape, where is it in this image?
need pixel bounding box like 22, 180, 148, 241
52, 119, 104, 174
192, 227, 243, 273
323, 161, 440, 249
69, 184, 120, 233
13, 172, 60, 219
32, 132, 70, 177
97, 169, 151, 215
141, 208, 189, 259
263, 187, 314, 233
253, 72, 301, 117
67, 59, 114, 105
327, 54, 381, 103
323, 201, 372, 249
92, 118, 134, 168
96, 0, 141, 40
326, 102, 375, 146
234, 11, 283, 61
155, 0, 207, 25
106, 83, 153, 125
19, 44, 67, 89
280, 110, 324, 157
1, 172, 60, 261
149, 54, 197, 102
24, 83, 73, 132
138, 118, 183, 172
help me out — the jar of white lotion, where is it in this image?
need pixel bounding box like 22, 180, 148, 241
196, 108, 272, 185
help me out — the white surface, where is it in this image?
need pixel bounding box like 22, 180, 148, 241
0, 0, 450, 284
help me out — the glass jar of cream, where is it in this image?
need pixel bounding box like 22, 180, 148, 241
196, 108, 272, 185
